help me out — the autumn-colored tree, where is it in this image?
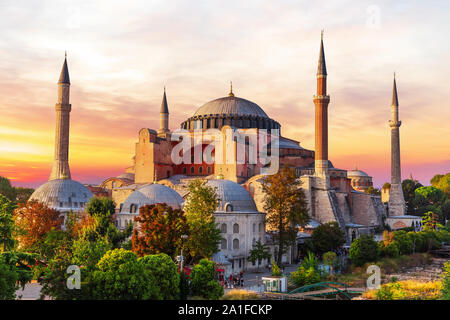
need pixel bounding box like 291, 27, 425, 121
0, 194, 16, 251
262, 166, 309, 264
132, 203, 189, 258
13, 200, 63, 253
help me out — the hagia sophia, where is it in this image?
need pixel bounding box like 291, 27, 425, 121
29, 33, 420, 273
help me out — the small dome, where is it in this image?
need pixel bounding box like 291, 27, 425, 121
194, 96, 268, 118
206, 179, 258, 213
347, 169, 370, 177
29, 179, 93, 211
121, 183, 184, 213
117, 173, 135, 181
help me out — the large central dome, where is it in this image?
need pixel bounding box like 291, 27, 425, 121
181, 92, 280, 131
194, 96, 269, 118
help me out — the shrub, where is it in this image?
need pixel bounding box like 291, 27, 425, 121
392, 231, 413, 255
222, 289, 259, 300
290, 265, 321, 287
379, 241, 399, 258
349, 235, 380, 267
271, 260, 282, 277
190, 259, 224, 300
441, 262, 450, 300
139, 253, 180, 300
311, 222, 345, 254
363, 280, 442, 300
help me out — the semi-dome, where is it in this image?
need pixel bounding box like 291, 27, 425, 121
181, 94, 280, 131
194, 96, 268, 118
206, 179, 258, 213
121, 183, 184, 213
29, 179, 93, 211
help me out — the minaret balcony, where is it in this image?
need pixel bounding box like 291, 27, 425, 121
389, 120, 401, 128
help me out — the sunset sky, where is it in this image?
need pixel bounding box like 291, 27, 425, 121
0, 0, 449, 189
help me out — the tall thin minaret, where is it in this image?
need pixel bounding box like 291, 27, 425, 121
49, 53, 72, 181
388, 73, 406, 216
313, 31, 330, 183
157, 87, 170, 137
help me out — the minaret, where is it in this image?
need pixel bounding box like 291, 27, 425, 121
313, 31, 330, 184
157, 87, 170, 137
388, 73, 406, 216
49, 53, 72, 181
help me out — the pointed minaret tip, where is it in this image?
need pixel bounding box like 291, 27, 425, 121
58, 53, 70, 84
317, 31, 327, 76
160, 87, 169, 114
392, 73, 399, 107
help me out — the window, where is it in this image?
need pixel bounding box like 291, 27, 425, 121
221, 223, 227, 233
253, 223, 256, 233
130, 204, 137, 214
221, 238, 227, 250
226, 203, 233, 212
183, 167, 187, 174
259, 223, 263, 233
207, 166, 211, 174
233, 238, 239, 250
119, 203, 123, 212
190, 166, 195, 174
199, 167, 203, 174
233, 223, 239, 233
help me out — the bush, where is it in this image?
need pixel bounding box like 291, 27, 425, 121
271, 260, 282, 276
139, 253, 180, 300
441, 262, 450, 300
349, 235, 380, 267
222, 289, 259, 300
290, 265, 321, 287
311, 222, 346, 254
190, 259, 224, 300
391, 231, 413, 255
91, 249, 156, 300
363, 280, 442, 300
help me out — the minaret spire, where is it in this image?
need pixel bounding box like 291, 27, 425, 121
313, 31, 330, 184
228, 81, 234, 97
49, 54, 72, 180
158, 86, 170, 137
388, 73, 406, 215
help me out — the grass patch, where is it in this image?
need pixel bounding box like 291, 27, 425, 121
221, 289, 260, 300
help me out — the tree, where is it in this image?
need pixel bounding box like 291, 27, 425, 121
441, 262, 450, 300
83, 197, 132, 248
0, 251, 35, 299
183, 180, 221, 262
248, 240, 271, 272
431, 173, 449, 196
402, 179, 423, 215
0, 194, 16, 251
13, 200, 63, 253
190, 259, 223, 300
132, 203, 188, 258
349, 235, 380, 266
311, 221, 345, 254
365, 186, 381, 196
14, 187, 34, 204
139, 253, 180, 299
322, 251, 337, 276
91, 249, 156, 300
422, 211, 440, 232
0, 177, 16, 202
262, 166, 309, 264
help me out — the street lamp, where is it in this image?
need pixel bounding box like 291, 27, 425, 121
180, 234, 189, 272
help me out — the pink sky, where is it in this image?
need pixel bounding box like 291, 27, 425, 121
0, 0, 449, 189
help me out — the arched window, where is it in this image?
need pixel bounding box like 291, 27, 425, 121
253, 223, 256, 233
199, 167, 203, 174
221, 223, 227, 233
207, 166, 211, 174
225, 203, 233, 212
233, 238, 239, 250
233, 223, 239, 233
190, 166, 195, 174
221, 238, 227, 250
183, 167, 187, 174
130, 204, 137, 214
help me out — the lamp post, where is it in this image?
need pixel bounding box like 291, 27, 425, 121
180, 234, 189, 272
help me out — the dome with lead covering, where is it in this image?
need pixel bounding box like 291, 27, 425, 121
29, 179, 93, 211
120, 183, 184, 213
194, 96, 268, 118
206, 179, 258, 213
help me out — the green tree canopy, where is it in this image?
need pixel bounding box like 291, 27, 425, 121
311, 221, 345, 254
248, 240, 271, 271
0, 194, 17, 251
190, 259, 223, 299
183, 180, 221, 263
262, 166, 309, 264
139, 253, 180, 300
349, 235, 380, 267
